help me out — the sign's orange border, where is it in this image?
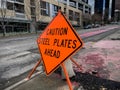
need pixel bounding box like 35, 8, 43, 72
37, 11, 83, 75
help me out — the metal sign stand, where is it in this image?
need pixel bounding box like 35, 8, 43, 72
27, 59, 41, 79
27, 58, 82, 90
61, 62, 73, 90
27, 10, 83, 90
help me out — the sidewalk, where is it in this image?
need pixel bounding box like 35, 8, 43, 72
6, 72, 80, 90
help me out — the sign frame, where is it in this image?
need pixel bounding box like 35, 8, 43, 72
37, 11, 83, 75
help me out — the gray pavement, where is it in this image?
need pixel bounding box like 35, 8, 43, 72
0, 25, 109, 80
0, 34, 40, 79
0, 25, 120, 90
8, 73, 80, 90
0, 33, 40, 89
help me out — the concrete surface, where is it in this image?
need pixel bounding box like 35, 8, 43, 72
1, 25, 120, 90
8, 73, 80, 90
73, 29, 120, 82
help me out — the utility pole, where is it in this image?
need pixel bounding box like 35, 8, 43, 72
102, 0, 106, 21
108, 0, 113, 20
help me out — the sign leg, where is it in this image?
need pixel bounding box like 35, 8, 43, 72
61, 63, 73, 90
70, 57, 83, 71
27, 59, 41, 79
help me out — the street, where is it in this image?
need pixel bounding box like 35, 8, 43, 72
0, 34, 40, 89
0, 25, 120, 90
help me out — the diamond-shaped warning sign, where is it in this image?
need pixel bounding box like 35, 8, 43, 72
37, 11, 83, 75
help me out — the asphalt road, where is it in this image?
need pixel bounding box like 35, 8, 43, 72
0, 25, 119, 89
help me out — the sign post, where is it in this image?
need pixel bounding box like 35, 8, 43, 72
61, 63, 73, 90
27, 59, 41, 79
27, 11, 83, 90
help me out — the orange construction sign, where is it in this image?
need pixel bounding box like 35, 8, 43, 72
37, 11, 83, 75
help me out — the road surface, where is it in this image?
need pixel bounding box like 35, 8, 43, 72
0, 25, 119, 89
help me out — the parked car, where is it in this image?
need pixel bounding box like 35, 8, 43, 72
84, 25, 92, 29
94, 24, 100, 28
110, 22, 118, 25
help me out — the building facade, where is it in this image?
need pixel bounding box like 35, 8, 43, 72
0, 0, 31, 34
114, 0, 120, 21
0, 0, 91, 35
88, 0, 95, 15
95, 0, 115, 21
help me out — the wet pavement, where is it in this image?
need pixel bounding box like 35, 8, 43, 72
2, 25, 120, 90
73, 40, 120, 82
72, 29, 120, 89
6, 73, 80, 90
